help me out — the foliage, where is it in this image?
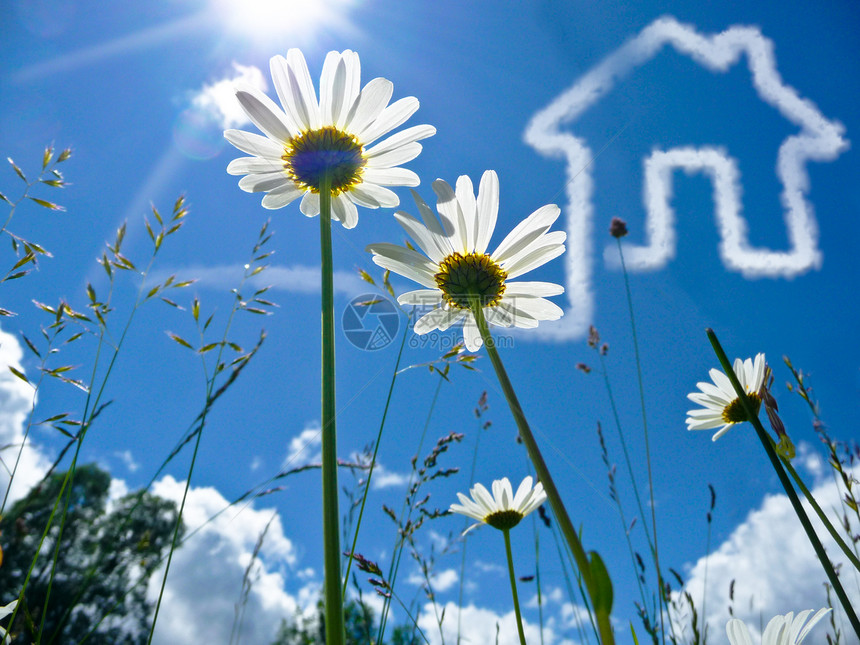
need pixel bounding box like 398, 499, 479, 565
0, 464, 182, 644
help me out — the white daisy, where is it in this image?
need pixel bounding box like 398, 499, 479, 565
450, 476, 546, 533
224, 49, 435, 228
726, 608, 831, 645
686, 353, 767, 441
366, 170, 566, 351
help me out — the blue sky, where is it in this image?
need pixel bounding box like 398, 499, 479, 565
1, 1, 858, 643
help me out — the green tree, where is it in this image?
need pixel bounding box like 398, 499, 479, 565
0, 464, 182, 644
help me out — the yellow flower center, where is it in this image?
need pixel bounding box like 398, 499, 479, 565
485, 509, 524, 531
434, 252, 507, 309
282, 126, 366, 195
721, 392, 761, 424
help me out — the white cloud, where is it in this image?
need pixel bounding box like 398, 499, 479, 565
190, 62, 266, 130
284, 423, 322, 468
114, 449, 140, 472
157, 263, 368, 297
369, 464, 410, 490
417, 601, 576, 645
0, 326, 52, 505
472, 559, 506, 576
677, 471, 860, 645
407, 568, 459, 594
149, 475, 314, 644
525, 15, 848, 340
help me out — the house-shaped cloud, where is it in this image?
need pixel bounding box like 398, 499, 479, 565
524, 15, 848, 340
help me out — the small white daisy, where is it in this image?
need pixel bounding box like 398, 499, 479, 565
726, 608, 831, 645
366, 170, 566, 351
225, 49, 435, 228
450, 476, 546, 533
686, 353, 767, 441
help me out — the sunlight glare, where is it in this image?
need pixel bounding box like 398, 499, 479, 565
212, 0, 339, 42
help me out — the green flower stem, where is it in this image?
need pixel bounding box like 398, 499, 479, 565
471, 303, 615, 645
503, 528, 528, 645
706, 329, 860, 640
319, 174, 345, 645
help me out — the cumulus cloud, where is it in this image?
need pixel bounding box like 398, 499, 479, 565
190, 62, 266, 130
114, 449, 140, 473
407, 568, 459, 594
677, 469, 860, 645
149, 475, 315, 644
369, 464, 411, 490
525, 15, 848, 339
0, 326, 52, 504
284, 423, 322, 468
416, 601, 576, 645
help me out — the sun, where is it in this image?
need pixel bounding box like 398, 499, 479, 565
211, 0, 354, 43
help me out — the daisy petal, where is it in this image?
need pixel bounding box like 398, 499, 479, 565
284, 48, 321, 130
725, 619, 753, 645
415, 307, 463, 333
509, 297, 563, 322
239, 173, 291, 193
363, 167, 420, 187
234, 86, 294, 142
227, 157, 285, 175
366, 142, 423, 169
357, 97, 419, 145
410, 190, 453, 239
462, 314, 483, 351
299, 191, 320, 217
332, 193, 358, 229
349, 183, 400, 209
346, 77, 394, 135
433, 179, 468, 253
393, 211, 448, 262
504, 281, 564, 298
512, 476, 534, 508
261, 184, 304, 209
455, 174, 479, 252
397, 289, 443, 307
504, 238, 566, 279
710, 425, 733, 441
268, 55, 302, 133
365, 125, 437, 157
492, 204, 562, 264
475, 170, 499, 254
224, 129, 285, 158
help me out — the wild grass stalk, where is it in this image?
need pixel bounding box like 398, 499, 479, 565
4, 195, 191, 642
377, 426, 463, 643
377, 372, 446, 642
456, 391, 489, 645
612, 229, 665, 645
342, 290, 411, 598
146, 218, 274, 644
